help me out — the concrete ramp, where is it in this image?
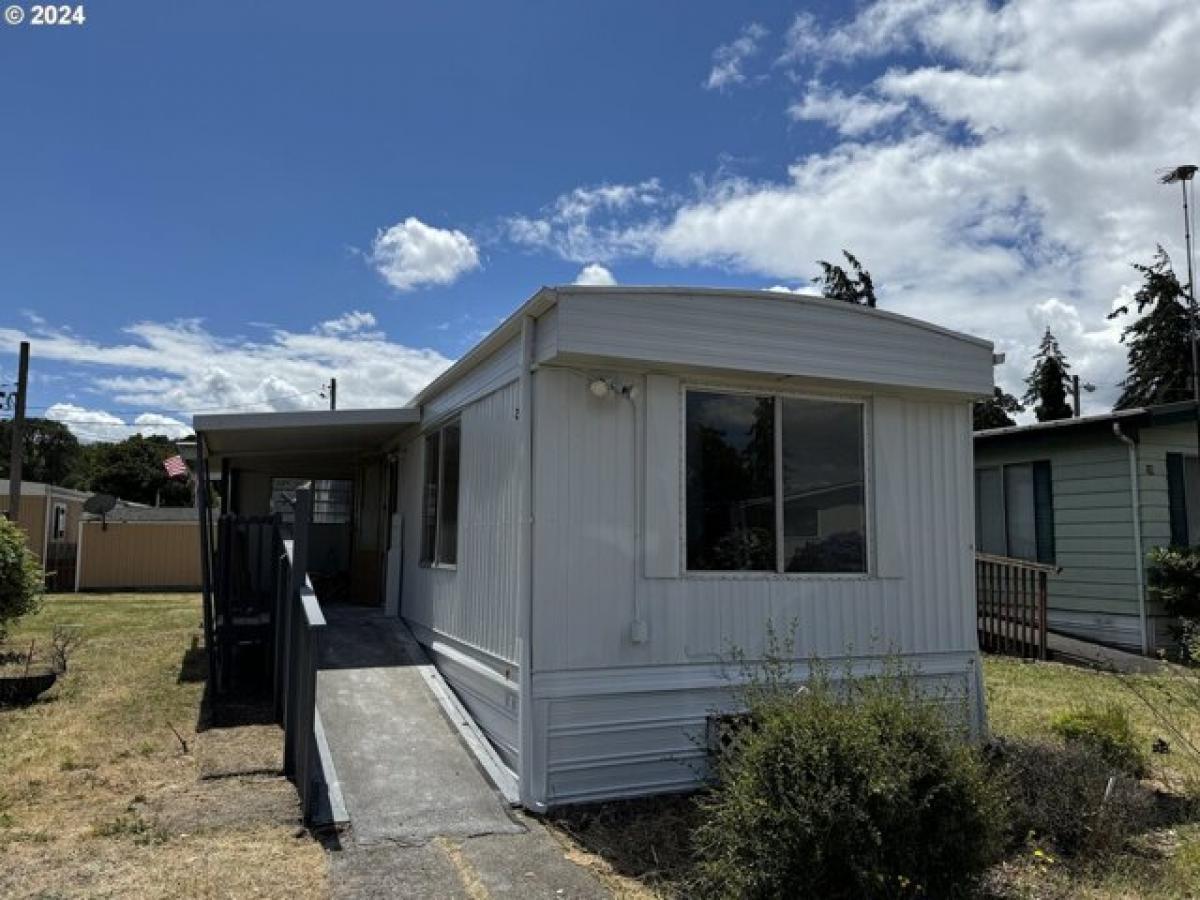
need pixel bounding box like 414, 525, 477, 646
316, 609, 521, 847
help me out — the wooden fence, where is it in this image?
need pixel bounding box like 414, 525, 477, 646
976, 552, 1055, 660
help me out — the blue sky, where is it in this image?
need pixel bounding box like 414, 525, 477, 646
2, 0, 1199, 439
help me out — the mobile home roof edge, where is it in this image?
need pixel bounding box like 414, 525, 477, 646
408, 284, 994, 410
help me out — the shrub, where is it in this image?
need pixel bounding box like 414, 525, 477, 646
0, 516, 42, 643
691, 670, 1006, 899
1148, 546, 1200, 619
1050, 703, 1148, 778
991, 738, 1154, 858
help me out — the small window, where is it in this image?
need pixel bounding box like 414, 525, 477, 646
685, 389, 867, 574
974, 461, 1054, 563
1166, 453, 1200, 546
52, 502, 68, 540
270, 478, 353, 525
420, 420, 461, 566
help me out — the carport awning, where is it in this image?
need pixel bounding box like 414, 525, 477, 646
195, 408, 420, 459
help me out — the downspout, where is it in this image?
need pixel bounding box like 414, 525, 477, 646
516, 314, 540, 810
1113, 423, 1150, 655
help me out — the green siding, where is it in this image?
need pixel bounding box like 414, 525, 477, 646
975, 431, 1144, 649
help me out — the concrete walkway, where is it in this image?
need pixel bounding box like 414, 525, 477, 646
315, 608, 609, 899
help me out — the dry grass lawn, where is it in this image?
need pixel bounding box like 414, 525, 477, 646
0, 593, 328, 900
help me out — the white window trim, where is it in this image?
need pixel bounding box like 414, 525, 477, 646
680, 382, 873, 580
420, 418, 460, 570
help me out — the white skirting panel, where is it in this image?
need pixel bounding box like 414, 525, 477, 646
530, 650, 983, 808
408, 621, 521, 773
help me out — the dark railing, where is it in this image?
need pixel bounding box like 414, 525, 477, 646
210, 514, 277, 694
274, 486, 327, 823
976, 552, 1055, 660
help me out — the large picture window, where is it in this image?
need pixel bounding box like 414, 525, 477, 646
685, 389, 867, 574
420, 420, 461, 566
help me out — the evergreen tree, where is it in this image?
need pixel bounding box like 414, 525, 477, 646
1024, 328, 1073, 422
814, 250, 876, 307
1108, 247, 1198, 409
973, 387, 1024, 430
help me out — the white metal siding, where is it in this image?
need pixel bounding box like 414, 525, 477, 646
423, 335, 521, 422
530, 366, 981, 805
555, 291, 994, 397
401, 381, 523, 769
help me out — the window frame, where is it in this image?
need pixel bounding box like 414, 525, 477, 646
681, 383, 872, 579
974, 460, 1055, 564
420, 418, 462, 570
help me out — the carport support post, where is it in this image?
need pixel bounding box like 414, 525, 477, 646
196, 435, 217, 692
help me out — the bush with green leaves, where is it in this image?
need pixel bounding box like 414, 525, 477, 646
1148, 545, 1200, 620
1050, 703, 1148, 778
0, 516, 43, 643
991, 738, 1154, 858
691, 667, 1006, 899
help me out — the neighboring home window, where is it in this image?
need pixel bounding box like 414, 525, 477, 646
270, 478, 353, 525
685, 390, 866, 574
420, 420, 461, 566
1166, 453, 1200, 546
974, 462, 1055, 563
52, 502, 68, 540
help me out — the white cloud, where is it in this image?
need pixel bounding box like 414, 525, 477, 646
132, 413, 192, 440
43, 404, 190, 443
706, 22, 769, 91
789, 82, 908, 136
2, 314, 454, 434
573, 263, 617, 286
656, 0, 1200, 412
766, 284, 823, 297
506, 180, 663, 264
318, 310, 378, 336
369, 217, 480, 291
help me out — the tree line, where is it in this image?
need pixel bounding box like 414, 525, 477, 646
0, 422, 193, 507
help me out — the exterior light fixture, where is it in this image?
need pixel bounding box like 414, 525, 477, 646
589, 379, 612, 398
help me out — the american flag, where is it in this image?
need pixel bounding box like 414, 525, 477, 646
163, 455, 189, 479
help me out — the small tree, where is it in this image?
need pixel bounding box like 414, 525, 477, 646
1108, 247, 1198, 409
1024, 328, 1073, 422
814, 251, 876, 307
0, 517, 43, 642
974, 387, 1024, 430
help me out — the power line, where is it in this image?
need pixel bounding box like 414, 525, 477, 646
18, 386, 328, 418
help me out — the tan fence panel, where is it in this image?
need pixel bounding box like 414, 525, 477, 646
78, 521, 201, 591
0, 496, 47, 563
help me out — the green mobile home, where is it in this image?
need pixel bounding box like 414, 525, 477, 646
974, 401, 1199, 655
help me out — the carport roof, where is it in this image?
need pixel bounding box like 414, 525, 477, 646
194, 407, 419, 457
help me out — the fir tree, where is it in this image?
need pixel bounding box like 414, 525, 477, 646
1024, 328, 1073, 421
814, 251, 876, 307
973, 387, 1024, 430
1108, 247, 1198, 409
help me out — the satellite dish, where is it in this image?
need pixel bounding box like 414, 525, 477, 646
83, 493, 118, 530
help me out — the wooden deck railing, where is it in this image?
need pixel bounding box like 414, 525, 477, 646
976, 552, 1056, 660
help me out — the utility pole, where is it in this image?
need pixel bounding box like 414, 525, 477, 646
6, 341, 30, 523
1071, 374, 1095, 418
1161, 165, 1200, 459
329, 378, 337, 411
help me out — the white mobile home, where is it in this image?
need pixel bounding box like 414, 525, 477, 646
196, 285, 995, 810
